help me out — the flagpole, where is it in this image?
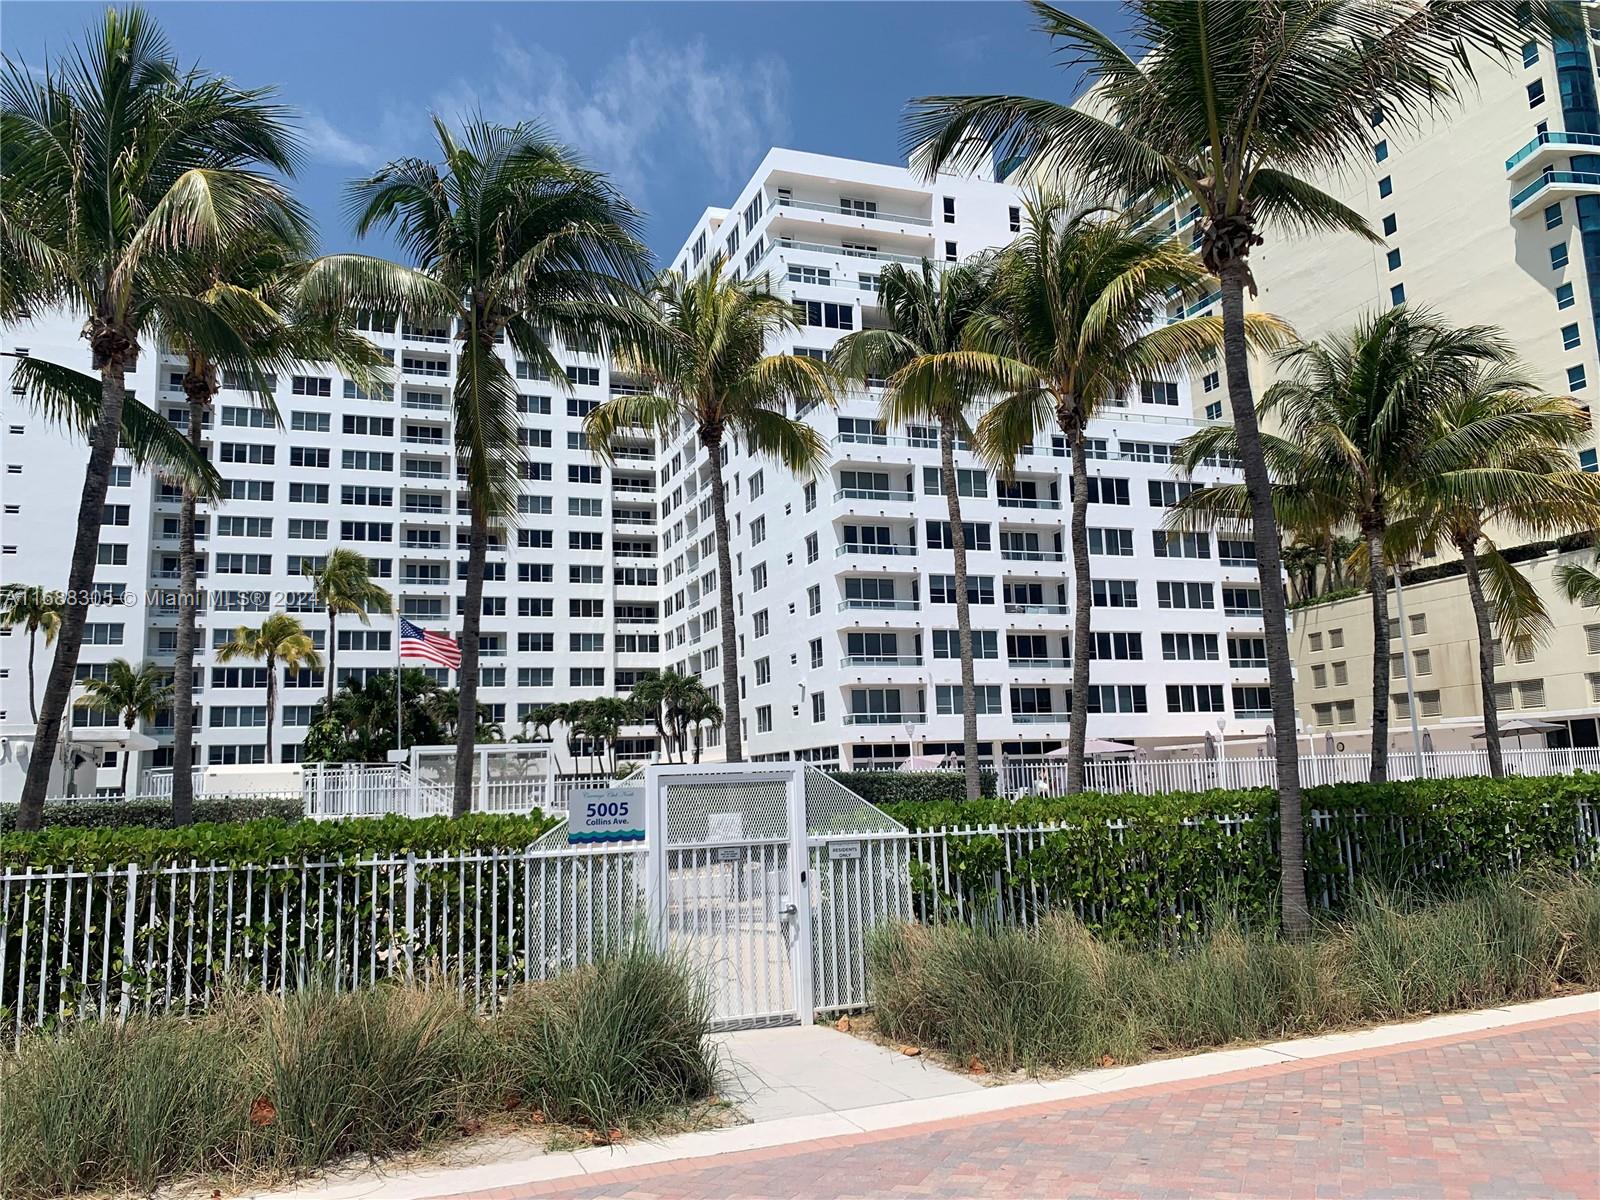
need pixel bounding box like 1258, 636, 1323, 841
395, 611, 403, 759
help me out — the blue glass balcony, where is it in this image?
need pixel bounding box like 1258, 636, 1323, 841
1505, 130, 1600, 174
1509, 170, 1600, 216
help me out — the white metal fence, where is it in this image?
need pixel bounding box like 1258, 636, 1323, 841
997, 747, 1600, 799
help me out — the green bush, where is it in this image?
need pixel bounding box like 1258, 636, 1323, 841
826, 769, 998, 806
0, 943, 718, 1199
0, 795, 304, 834
1, 810, 562, 868
867, 873, 1600, 1075
883, 774, 1600, 940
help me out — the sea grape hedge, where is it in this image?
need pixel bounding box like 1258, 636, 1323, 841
824, 770, 998, 806
882, 774, 1600, 938
1, 812, 562, 869
0, 796, 304, 834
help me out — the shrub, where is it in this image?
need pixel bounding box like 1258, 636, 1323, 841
496, 937, 717, 1131
0, 943, 718, 1199
826, 769, 998, 806
867, 873, 1600, 1075
2, 810, 561, 868
0, 795, 303, 833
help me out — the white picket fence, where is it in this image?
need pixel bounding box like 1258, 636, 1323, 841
997, 747, 1600, 799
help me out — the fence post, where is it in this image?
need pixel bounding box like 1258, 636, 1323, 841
118, 862, 138, 1022
403, 851, 417, 979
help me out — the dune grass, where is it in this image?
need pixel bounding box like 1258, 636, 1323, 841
0, 940, 717, 1199
868, 873, 1600, 1074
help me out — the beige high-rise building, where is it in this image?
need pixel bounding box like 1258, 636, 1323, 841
1091, 12, 1600, 750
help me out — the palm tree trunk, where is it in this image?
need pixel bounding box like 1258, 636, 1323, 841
1065, 419, 1092, 796
706, 433, 743, 762
19, 363, 131, 830
120, 715, 133, 796
326, 607, 338, 708
453, 514, 488, 817
1458, 538, 1503, 778
265, 652, 279, 766
1217, 261, 1310, 936
1364, 525, 1391, 782
941, 418, 980, 801
27, 631, 37, 722
171, 395, 204, 826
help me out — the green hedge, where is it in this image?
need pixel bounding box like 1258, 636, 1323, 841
1, 812, 561, 869
825, 769, 998, 806
0, 796, 304, 834
882, 775, 1600, 940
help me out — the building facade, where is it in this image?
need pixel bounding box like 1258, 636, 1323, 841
2, 149, 1276, 789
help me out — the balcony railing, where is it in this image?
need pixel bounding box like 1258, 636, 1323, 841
840, 655, 924, 667
1505, 129, 1600, 172
775, 197, 932, 226
836, 543, 917, 557
998, 495, 1061, 510
835, 488, 914, 502
843, 711, 926, 726
1511, 170, 1600, 213
837, 599, 919, 612
1004, 602, 1069, 615
1001, 548, 1065, 562
1011, 712, 1060, 725
1008, 657, 1069, 669
774, 236, 923, 265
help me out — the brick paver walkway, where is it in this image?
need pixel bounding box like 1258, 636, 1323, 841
467, 1014, 1598, 1200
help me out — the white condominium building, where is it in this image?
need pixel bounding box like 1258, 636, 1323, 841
1, 148, 1275, 787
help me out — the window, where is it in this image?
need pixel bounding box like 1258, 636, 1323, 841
291, 375, 331, 397
926, 521, 991, 551
1378, 175, 1393, 198
1390, 283, 1406, 306
942, 196, 956, 223
1231, 686, 1272, 718
804, 481, 817, 512
1223, 586, 1263, 615
570, 668, 606, 688
931, 574, 995, 604
1228, 636, 1267, 669
1581, 448, 1598, 473
1088, 631, 1142, 661
1552, 243, 1570, 270
1218, 538, 1256, 566
565, 366, 600, 388
1558, 282, 1577, 309
1309, 632, 1323, 652
1546, 203, 1565, 230
936, 685, 1002, 715
1008, 205, 1021, 233
1386, 248, 1402, 271
1522, 38, 1539, 66
1202, 371, 1220, 393
805, 533, 818, 564
1162, 632, 1219, 661
923, 466, 988, 497
97, 543, 128, 566
1167, 684, 1225, 713
1205, 400, 1223, 420
934, 629, 998, 659
811, 693, 826, 723
1084, 477, 1130, 505
1085, 684, 1147, 714
1372, 139, 1388, 162
1569, 364, 1587, 391
1564, 323, 1582, 350
1527, 79, 1546, 107
751, 563, 768, 591
1088, 527, 1134, 556
1148, 479, 1200, 508
1091, 579, 1138, 608
792, 300, 854, 329
807, 584, 821, 615
943, 240, 957, 262
1140, 380, 1179, 406
1157, 580, 1213, 610
1381, 213, 1398, 236
753, 610, 770, 638
1152, 531, 1209, 559
1329, 628, 1344, 649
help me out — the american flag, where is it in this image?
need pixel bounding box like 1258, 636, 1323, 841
399, 618, 461, 669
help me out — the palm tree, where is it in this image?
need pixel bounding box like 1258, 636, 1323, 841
1397, 367, 1600, 776
585, 256, 838, 761
905, 0, 1570, 935
0, 584, 62, 722
159, 232, 428, 826
305, 668, 465, 764
1558, 552, 1600, 610
72, 658, 173, 795
350, 117, 652, 815
1, 5, 308, 830
629, 669, 702, 762
966, 195, 1287, 794
303, 548, 394, 708
214, 613, 321, 764
1177, 308, 1513, 782
834, 257, 998, 801
682, 690, 724, 764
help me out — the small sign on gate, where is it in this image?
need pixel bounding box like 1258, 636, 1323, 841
828, 840, 862, 860
569, 785, 646, 844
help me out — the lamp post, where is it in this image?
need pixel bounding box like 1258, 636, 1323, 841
1215, 715, 1228, 789
1390, 563, 1426, 778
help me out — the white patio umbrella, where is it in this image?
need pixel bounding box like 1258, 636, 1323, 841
1471, 717, 1560, 747
1045, 738, 1136, 758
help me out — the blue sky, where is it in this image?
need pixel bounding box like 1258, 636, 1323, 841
4, 1, 1130, 264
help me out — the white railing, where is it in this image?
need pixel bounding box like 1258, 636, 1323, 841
0, 845, 646, 1040
997, 746, 1600, 799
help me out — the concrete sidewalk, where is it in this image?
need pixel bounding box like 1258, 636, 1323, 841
242, 993, 1600, 1200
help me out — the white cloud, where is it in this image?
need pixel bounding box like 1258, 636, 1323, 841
300, 112, 381, 169
379, 31, 790, 209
